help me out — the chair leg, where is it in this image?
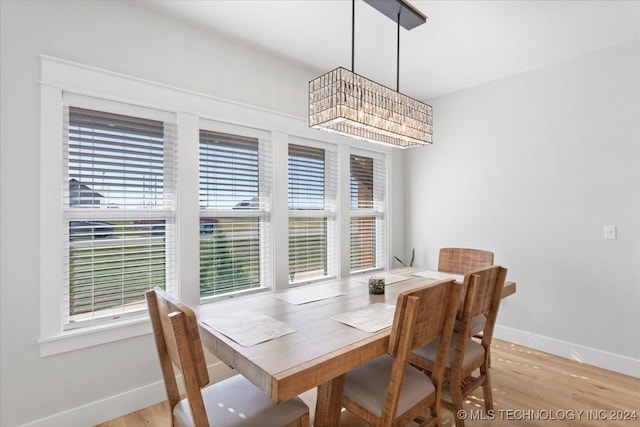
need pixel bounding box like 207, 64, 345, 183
450, 377, 466, 427
480, 365, 494, 412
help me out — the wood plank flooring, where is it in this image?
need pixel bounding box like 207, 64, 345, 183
97, 339, 639, 426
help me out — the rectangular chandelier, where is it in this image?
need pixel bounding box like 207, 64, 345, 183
309, 67, 432, 149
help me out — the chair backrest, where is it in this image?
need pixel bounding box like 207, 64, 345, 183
456, 266, 507, 356
438, 247, 494, 275
383, 279, 461, 422
146, 288, 210, 426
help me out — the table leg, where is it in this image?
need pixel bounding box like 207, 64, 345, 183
314, 374, 345, 427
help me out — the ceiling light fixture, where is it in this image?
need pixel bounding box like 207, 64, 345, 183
309, 0, 432, 149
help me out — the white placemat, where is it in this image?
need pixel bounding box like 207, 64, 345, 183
412, 270, 464, 282
202, 311, 295, 347
274, 287, 344, 305
330, 303, 396, 333
352, 274, 410, 285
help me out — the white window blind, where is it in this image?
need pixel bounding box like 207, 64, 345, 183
288, 143, 337, 283
199, 130, 271, 297
63, 105, 176, 327
350, 153, 386, 273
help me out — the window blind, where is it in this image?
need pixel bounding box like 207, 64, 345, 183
199, 130, 271, 297
350, 154, 386, 272
63, 106, 176, 327
288, 143, 337, 283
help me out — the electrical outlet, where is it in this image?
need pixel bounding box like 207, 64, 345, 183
604, 225, 617, 240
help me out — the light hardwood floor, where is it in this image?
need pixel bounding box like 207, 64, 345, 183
97, 339, 639, 426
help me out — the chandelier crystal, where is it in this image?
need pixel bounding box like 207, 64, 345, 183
309, 67, 432, 148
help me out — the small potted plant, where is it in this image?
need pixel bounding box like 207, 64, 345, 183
393, 248, 415, 267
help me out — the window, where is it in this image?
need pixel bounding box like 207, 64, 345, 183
199, 130, 271, 297
63, 104, 176, 328
288, 143, 337, 283
40, 57, 392, 355
350, 153, 386, 273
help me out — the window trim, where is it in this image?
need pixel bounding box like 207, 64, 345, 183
39, 89, 180, 355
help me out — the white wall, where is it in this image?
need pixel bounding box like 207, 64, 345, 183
405, 39, 640, 374
0, 1, 407, 426
3, 0, 637, 425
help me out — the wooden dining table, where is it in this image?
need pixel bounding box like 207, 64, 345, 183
196, 267, 516, 426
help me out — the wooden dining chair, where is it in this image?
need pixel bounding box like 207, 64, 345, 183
437, 248, 495, 337
145, 288, 310, 427
437, 248, 494, 275
340, 279, 461, 427
409, 266, 507, 427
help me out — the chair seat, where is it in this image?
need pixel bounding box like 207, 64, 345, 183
174, 374, 309, 427
469, 315, 486, 336
455, 314, 487, 337
343, 354, 436, 418
413, 333, 485, 369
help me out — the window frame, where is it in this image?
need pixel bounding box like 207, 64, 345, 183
60, 97, 178, 330
198, 121, 273, 300
349, 149, 388, 274
287, 138, 338, 285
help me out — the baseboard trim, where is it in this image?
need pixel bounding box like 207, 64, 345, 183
494, 325, 640, 378
18, 361, 235, 427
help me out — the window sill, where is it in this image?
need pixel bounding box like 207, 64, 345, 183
289, 275, 337, 287
38, 316, 151, 357
200, 285, 272, 304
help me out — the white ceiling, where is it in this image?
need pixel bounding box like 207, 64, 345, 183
138, 0, 640, 100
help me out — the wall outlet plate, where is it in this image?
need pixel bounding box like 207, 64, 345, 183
604, 224, 617, 240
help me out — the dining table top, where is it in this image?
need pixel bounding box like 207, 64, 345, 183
195, 267, 516, 426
